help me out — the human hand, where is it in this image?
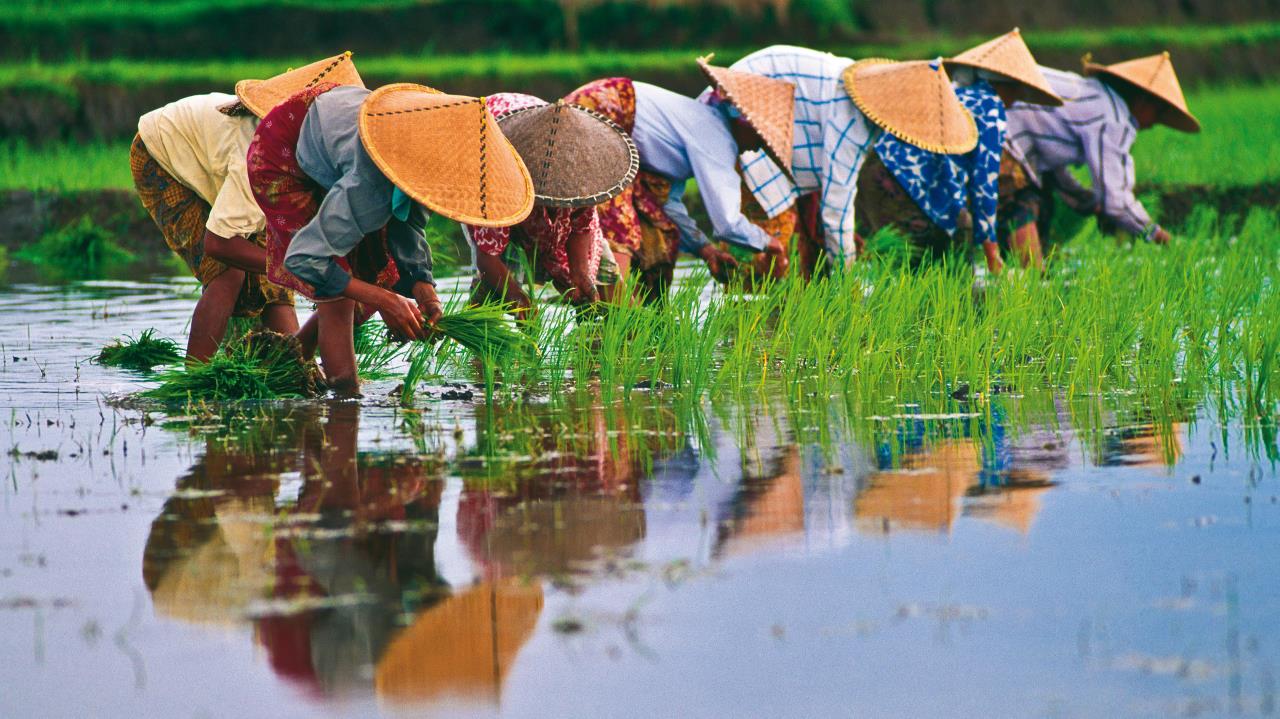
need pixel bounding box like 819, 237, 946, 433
566, 270, 601, 306
699, 244, 740, 283
983, 241, 1004, 274
411, 281, 444, 327
380, 293, 427, 341
1151, 227, 1172, 246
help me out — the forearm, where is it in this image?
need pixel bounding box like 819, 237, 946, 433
475, 253, 527, 304
204, 230, 267, 274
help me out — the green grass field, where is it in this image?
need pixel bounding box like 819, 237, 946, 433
3, 82, 1273, 193
1, 22, 1275, 90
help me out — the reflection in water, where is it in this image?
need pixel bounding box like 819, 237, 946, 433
141, 391, 1206, 712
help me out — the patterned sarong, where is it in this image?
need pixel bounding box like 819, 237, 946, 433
130, 135, 292, 316
563, 77, 679, 273
855, 149, 954, 259
246, 82, 399, 303
996, 150, 1043, 245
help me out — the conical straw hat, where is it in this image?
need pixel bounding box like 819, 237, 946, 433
946, 28, 1063, 107
697, 56, 795, 175
842, 58, 978, 154
234, 51, 365, 119
359, 84, 535, 227
1083, 51, 1200, 133
498, 100, 639, 208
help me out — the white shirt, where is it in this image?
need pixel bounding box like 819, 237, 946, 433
137, 92, 264, 239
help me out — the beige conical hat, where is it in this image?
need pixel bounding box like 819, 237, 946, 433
1084, 51, 1200, 133
499, 100, 639, 208
946, 28, 1064, 107
697, 56, 795, 175
234, 51, 365, 119
359, 84, 535, 227
842, 58, 978, 154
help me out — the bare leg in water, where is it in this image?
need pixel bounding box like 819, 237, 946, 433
187, 268, 246, 362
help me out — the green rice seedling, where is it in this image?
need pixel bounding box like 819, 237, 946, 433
399, 302, 536, 406
145, 330, 321, 402
353, 319, 408, 379
96, 328, 181, 372
15, 215, 133, 278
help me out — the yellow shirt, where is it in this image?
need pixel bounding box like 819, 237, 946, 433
137, 92, 264, 239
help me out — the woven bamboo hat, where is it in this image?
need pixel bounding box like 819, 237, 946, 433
359, 84, 535, 227
234, 51, 364, 119
498, 100, 639, 208
697, 55, 795, 174
842, 58, 978, 154
946, 28, 1064, 107
1083, 51, 1201, 133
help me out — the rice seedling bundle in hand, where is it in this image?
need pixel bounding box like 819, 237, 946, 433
431, 303, 535, 361
96, 329, 181, 372
145, 330, 321, 402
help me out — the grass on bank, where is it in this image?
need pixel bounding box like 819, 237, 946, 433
3, 21, 1278, 88
3, 81, 1274, 192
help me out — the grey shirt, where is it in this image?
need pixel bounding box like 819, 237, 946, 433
286, 85, 434, 298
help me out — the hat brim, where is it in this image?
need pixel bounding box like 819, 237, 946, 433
1085, 63, 1201, 133
498, 103, 640, 208
842, 58, 978, 155
697, 61, 795, 180
944, 60, 1065, 107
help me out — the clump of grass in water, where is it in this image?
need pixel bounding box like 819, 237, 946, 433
96, 328, 181, 372
146, 330, 321, 402
15, 215, 133, 278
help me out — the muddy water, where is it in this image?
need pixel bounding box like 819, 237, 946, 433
1, 276, 1278, 719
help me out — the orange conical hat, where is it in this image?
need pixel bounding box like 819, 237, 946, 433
698, 55, 796, 175
842, 58, 978, 154
1084, 51, 1200, 133
947, 28, 1063, 107
359, 84, 535, 227
234, 51, 364, 119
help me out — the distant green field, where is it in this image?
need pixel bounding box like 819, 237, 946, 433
3, 0, 424, 22
1, 83, 1274, 193
2, 22, 1276, 91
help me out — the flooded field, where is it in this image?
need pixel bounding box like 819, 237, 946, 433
2, 267, 1279, 718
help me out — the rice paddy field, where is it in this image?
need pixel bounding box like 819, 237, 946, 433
5, 13, 1280, 719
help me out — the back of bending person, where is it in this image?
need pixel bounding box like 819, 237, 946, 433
248, 81, 533, 393
856, 30, 1063, 273
131, 67, 332, 360
1001, 52, 1200, 260
565, 59, 793, 303
724, 46, 977, 279
465, 93, 638, 315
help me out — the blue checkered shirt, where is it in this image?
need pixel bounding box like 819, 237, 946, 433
725, 45, 881, 266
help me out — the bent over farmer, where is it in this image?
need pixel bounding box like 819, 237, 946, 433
564, 59, 794, 303
247, 80, 533, 392
130, 55, 362, 360
855, 29, 1063, 273
1001, 52, 1200, 263
465, 92, 637, 315
724, 45, 977, 278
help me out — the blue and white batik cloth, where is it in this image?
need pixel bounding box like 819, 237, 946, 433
872, 80, 1006, 246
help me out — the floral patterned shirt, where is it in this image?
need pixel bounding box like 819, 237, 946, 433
873, 80, 1006, 246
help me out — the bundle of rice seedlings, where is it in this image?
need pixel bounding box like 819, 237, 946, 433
96, 329, 182, 372
145, 330, 321, 402
432, 303, 535, 360
354, 319, 408, 378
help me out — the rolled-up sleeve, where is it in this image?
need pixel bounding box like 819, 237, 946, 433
1084, 118, 1151, 236
387, 201, 435, 296
284, 169, 393, 298
206, 155, 265, 239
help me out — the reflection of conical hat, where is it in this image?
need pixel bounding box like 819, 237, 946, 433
499, 100, 639, 208
235, 52, 364, 119
698, 56, 796, 174
1084, 52, 1200, 133
946, 28, 1063, 107
855, 441, 979, 533
374, 581, 543, 704
723, 449, 805, 557
842, 58, 978, 154
360, 84, 535, 227
148, 496, 277, 626
964, 470, 1054, 534
474, 496, 646, 578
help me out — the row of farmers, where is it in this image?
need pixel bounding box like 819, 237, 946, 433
130, 30, 1199, 390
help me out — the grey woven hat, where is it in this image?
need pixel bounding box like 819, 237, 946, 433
497, 100, 639, 208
